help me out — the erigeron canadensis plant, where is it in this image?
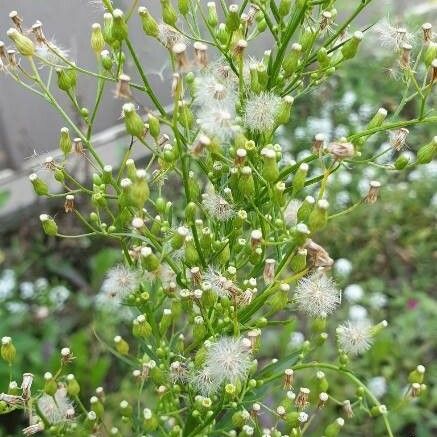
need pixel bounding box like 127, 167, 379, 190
0, 0, 435, 435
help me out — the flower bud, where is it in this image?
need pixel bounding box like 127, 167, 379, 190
111, 9, 128, 41
138, 7, 159, 37
67, 374, 80, 396
292, 162, 309, 196
6, 28, 35, 56
178, 0, 189, 15
408, 365, 426, 384
59, 127, 72, 157
324, 417, 345, 437
39, 214, 58, 236
56, 66, 77, 91
132, 315, 153, 338
207, 2, 218, 27
308, 199, 329, 232
122, 103, 145, 138
290, 247, 307, 272
283, 43, 302, 77
161, 0, 178, 26
276, 95, 294, 125
1, 337, 16, 364
226, 4, 240, 32
141, 246, 160, 271
394, 152, 410, 170
43, 372, 57, 396
341, 31, 363, 60
114, 335, 129, 355
238, 166, 255, 198
148, 113, 161, 140
416, 136, 437, 164
297, 195, 315, 222
29, 173, 48, 196
424, 42, 437, 67
91, 23, 105, 54
261, 147, 279, 182
143, 408, 159, 431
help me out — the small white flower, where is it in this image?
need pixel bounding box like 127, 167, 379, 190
334, 258, 353, 277
294, 271, 341, 318
284, 200, 301, 226
348, 305, 368, 321
37, 388, 74, 424
344, 284, 364, 303
368, 376, 387, 398
289, 331, 305, 347
243, 92, 281, 133
101, 264, 142, 299
0, 270, 16, 300
337, 320, 373, 356
369, 292, 387, 309
202, 192, 234, 221
20, 282, 35, 299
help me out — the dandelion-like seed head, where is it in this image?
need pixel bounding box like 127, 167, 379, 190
204, 336, 252, 384
203, 267, 237, 298
158, 23, 186, 49
197, 104, 238, 142
193, 73, 236, 109
284, 200, 301, 226
389, 128, 409, 151
374, 19, 415, 51
336, 320, 373, 356
202, 192, 234, 221
189, 366, 221, 396
101, 264, 142, 299
243, 92, 281, 133
37, 388, 73, 424
294, 271, 341, 317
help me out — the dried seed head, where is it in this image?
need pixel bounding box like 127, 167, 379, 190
193, 41, 208, 68
9, 10, 23, 31
73, 137, 84, 154
115, 73, 132, 99
364, 180, 381, 204
400, 43, 412, 68
283, 368, 294, 389
263, 258, 276, 284
304, 239, 334, 268
234, 39, 248, 57
32, 21, 46, 44
313, 133, 325, 153
64, 194, 75, 213
173, 42, 190, 70
422, 23, 432, 43
295, 387, 310, 408
327, 140, 355, 159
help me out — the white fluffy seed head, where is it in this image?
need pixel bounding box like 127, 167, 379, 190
336, 320, 373, 356
243, 92, 282, 133
294, 271, 341, 317
101, 264, 141, 299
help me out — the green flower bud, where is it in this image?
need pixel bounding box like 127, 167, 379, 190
308, 199, 329, 232
416, 136, 437, 164
122, 103, 145, 138
171, 226, 189, 250
7, 28, 35, 56
67, 374, 80, 396
296, 195, 314, 222
207, 2, 218, 27
324, 417, 345, 437
59, 127, 72, 157
43, 372, 57, 396
119, 400, 132, 418
356, 108, 388, 149
269, 284, 289, 312
111, 9, 128, 41
276, 95, 294, 126
161, 0, 178, 26
216, 23, 228, 46
292, 162, 309, 196
148, 113, 160, 140
424, 42, 437, 67
193, 316, 207, 341
261, 147, 279, 182
100, 49, 113, 70
132, 315, 153, 338
394, 152, 410, 169
29, 173, 49, 196
159, 308, 173, 334
371, 405, 387, 416
91, 23, 105, 54
226, 4, 240, 32
290, 247, 307, 272
114, 335, 129, 355
184, 236, 200, 265
40, 214, 58, 236
178, 0, 189, 15
138, 7, 159, 37
300, 26, 315, 51
91, 396, 104, 418
256, 18, 267, 33
56, 66, 77, 91
273, 181, 286, 206
1, 337, 16, 364
278, 0, 292, 17
408, 365, 426, 384
317, 47, 331, 68
238, 166, 255, 198
141, 246, 160, 272
341, 31, 363, 60
102, 12, 114, 44
283, 43, 302, 76
232, 410, 250, 428
143, 408, 159, 431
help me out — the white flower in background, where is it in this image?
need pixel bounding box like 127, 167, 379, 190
197, 104, 238, 142
101, 264, 142, 299
340, 90, 356, 109
95, 291, 133, 321
359, 103, 374, 119
296, 150, 312, 161
37, 388, 74, 424
307, 116, 333, 137
336, 171, 352, 185
243, 92, 281, 133
335, 191, 351, 208
337, 320, 373, 356
344, 284, 364, 303
368, 376, 387, 398
202, 192, 234, 221
334, 258, 353, 277
284, 200, 301, 226
49, 286, 70, 308
369, 292, 388, 309
374, 19, 415, 51
20, 282, 35, 299
334, 125, 348, 138
35, 277, 49, 291
294, 271, 341, 318
358, 178, 371, 196
294, 126, 306, 139
0, 270, 16, 300
6, 301, 28, 314
349, 304, 369, 321
289, 331, 305, 347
